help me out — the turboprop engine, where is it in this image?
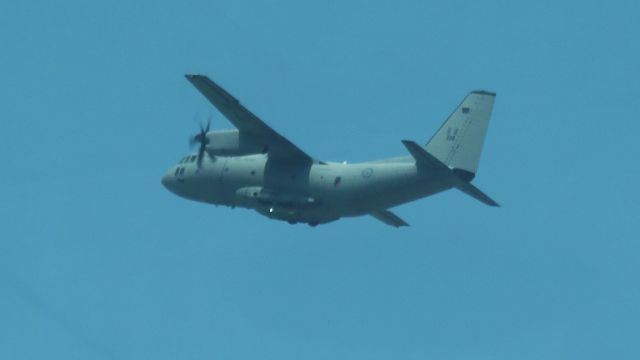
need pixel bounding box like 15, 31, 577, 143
205, 129, 267, 156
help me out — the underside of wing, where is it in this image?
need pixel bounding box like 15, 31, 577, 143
370, 210, 409, 228
185, 74, 312, 164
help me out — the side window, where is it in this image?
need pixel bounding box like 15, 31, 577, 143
334, 176, 342, 187
190, 155, 197, 163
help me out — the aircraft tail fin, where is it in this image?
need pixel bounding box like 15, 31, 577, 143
425, 91, 496, 178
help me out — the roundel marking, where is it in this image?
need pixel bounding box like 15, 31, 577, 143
361, 167, 373, 178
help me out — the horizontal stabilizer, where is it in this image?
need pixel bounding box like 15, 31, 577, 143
402, 140, 449, 171
401, 140, 499, 207
371, 210, 409, 228
456, 182, 500, 207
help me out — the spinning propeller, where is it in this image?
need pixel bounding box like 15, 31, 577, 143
189, 116, 211, 168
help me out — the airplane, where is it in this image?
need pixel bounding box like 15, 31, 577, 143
161, 74, 499, 227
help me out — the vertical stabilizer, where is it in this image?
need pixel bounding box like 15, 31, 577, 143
425, 91, 495, 177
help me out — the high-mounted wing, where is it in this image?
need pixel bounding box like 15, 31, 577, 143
185, 74, 312, 164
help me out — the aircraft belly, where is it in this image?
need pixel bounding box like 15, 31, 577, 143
365, 179, 453, 212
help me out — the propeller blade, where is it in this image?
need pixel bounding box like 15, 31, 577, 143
205, 115, 211, 133
189, 113, 213, 168
189, 135, 199, 148
197, 145, 205, 168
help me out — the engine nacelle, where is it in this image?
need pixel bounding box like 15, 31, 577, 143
205, 130, 267, 156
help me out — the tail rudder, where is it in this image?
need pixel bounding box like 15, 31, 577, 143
425, 91, 496, 179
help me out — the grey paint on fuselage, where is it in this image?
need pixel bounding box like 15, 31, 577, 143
162, 75, 499, 227
162, 154, 452, 225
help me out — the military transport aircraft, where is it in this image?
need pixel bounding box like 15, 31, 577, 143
161, 74, 498, 227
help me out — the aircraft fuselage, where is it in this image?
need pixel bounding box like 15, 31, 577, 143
161, 154, 453, 225
164, 75, 498, 227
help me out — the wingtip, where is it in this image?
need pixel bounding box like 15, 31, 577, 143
485, 197, 500, 207
471, 90, 496, 97
401, 139, 420, 148
185, 74, 207, 80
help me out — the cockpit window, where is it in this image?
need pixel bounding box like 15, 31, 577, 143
190, 155, 197, 163
179, 167, 185, 175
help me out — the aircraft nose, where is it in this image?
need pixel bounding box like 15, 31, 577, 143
161, 169, 174, 191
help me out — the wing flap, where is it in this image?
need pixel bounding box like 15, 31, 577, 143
370, 210, 409, 228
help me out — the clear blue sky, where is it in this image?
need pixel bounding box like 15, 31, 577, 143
1, 0, 639, 359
